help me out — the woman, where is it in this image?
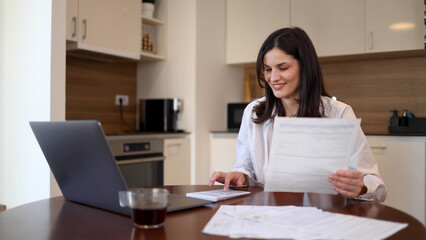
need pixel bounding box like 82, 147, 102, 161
209, 27, 386, 202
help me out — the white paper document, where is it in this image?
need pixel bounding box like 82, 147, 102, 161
202, 205, 408, 240
265, 117, 361, 194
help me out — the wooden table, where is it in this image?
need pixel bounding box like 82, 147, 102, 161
0, 185, 424, 239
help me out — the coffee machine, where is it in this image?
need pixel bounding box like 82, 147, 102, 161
139, 98, 182, 132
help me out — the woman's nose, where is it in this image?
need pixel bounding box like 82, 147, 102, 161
271, 69, 280, 81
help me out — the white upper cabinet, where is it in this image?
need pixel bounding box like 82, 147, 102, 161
291, 0, 365, 57
226, 0, 290, 65
226, 0, 425, 64
66, 0, 141, 60
66, 0, 78, 42
366, 0, 425, 53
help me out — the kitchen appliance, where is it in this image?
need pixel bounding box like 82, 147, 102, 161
227, 102, 248, 132
139, 98, 182, 132
107, 137, 165, 188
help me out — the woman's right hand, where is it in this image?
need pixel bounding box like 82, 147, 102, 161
209, 171, 247, 190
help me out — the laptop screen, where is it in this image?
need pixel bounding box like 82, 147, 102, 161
30, 120, 130, 215
30, 120, 211, 215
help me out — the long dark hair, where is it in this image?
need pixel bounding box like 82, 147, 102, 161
253, 27, 329, 124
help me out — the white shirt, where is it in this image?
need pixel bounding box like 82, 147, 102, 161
233, 96, 387, 202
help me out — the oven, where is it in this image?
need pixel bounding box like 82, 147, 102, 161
107, 137, 164, 188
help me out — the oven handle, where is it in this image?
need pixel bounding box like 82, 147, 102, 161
116, 156, 165, 165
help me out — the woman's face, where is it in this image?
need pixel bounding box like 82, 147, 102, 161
263, 48, 300, 101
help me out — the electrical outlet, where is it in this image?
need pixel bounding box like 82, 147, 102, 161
115, 95, 129, 106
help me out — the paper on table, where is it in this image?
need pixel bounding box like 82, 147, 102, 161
202, 205, 408, 240
265, 117, 361, 194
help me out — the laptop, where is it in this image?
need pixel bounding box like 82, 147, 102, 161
29, 120, 211, 216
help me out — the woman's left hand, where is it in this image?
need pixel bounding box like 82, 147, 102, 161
328, 169, 366, 198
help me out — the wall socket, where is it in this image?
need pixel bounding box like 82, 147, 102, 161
115, 94, 129, 106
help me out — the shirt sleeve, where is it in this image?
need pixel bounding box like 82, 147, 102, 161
340, 105, 387, 202
232, 102, 264, 187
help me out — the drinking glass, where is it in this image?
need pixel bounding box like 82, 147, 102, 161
119, 188, 169, 229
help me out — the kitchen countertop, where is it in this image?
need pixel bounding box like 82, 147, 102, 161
211, 130, 239, 134
374, 133, 426, 136
211, 130, 426, 137
107, 131, 190, 141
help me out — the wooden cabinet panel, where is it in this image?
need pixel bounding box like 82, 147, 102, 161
66, 56, 137, 134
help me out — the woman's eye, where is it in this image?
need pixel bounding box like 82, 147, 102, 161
264, 68, 272, 72
280, 67, 288, 71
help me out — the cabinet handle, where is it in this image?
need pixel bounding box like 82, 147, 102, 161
370, 145, 386, 149
82, 19, 87, 40
166, 143, 182, 148
71, 16, 77, 38
368, 32, 373, 50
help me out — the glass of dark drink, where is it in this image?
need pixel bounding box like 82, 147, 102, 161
119, 188, 169, 229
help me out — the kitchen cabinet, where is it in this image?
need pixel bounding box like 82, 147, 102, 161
365, 0, 425, 53
66, 0, 78, 42
291, 0, 365, 57
226, 0, 290, 65
66, 0, 141, 60
164, 138, 191, 185
292, 0, 425, 56
210, 133, 238, 173
140, 0, 167, 61
226, 0, 425, 63
367, 136, 426, 225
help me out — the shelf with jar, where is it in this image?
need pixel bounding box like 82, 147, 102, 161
140, 0, 166, 61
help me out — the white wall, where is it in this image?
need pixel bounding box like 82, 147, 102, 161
194, 1, 244, 183
50, 0, 66, 197
137, 0, 244, 184
0, 0, 4, 206
0, 0, 65, 209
